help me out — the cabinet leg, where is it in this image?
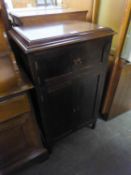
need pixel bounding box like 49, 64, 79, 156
91, 121, 97, 129
87, 121, 97, 129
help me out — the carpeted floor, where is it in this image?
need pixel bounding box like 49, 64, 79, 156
15, 111, 131, 175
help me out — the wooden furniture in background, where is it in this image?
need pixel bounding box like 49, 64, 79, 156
108, 60, 131, 118
0, 52, 17, 93
0, 0, 11, 31
0, 53, 48, 175
102, 0, 131, 117
0, 6, 10, 52
1, 3, 48, 173
9, 21, 114, 145
1, 0, 99, 27
10, 8, 88, 26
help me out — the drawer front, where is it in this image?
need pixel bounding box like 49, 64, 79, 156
0, 95, 30, 123
34, 45, 73, 81
33, 37, 108, 84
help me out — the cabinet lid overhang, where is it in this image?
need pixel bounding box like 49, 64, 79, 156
9, 21, 115, 53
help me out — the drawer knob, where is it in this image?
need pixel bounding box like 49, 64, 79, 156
73, 58, 82, 65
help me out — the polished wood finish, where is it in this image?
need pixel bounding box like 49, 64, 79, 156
9, 21, 114, 145
9, 21, 114, 53
102, 0, 131, 115
10, 8, 88, 26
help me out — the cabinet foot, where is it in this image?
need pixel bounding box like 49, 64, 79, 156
91, 121, 97, 129
88, 121, 97, 129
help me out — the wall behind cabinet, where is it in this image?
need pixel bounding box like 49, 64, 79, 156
97, 0, 125, 52
62, 0, 126, 52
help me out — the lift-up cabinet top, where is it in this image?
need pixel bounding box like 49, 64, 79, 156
9, 21, 114, 144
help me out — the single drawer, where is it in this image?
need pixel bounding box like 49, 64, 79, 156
33, 37, 107, 85
0, 95, 31, 123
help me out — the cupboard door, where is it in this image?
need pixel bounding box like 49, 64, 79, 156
41, 71, 101, 144
42, 81, 73, 144
72, 73, 100, 128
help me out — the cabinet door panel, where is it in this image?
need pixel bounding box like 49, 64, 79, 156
72, 74, 100, 128
41, 71, 101, 144
43, 83, 73, 143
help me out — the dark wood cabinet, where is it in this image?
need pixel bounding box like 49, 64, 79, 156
9, 21, 114, 145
